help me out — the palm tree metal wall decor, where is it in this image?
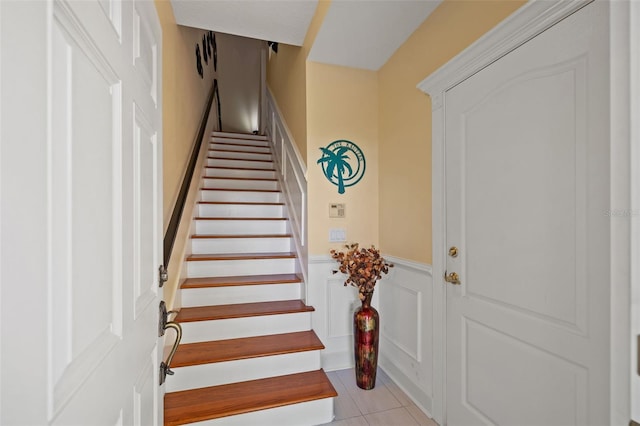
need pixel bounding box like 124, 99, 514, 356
317, 140, 366, 194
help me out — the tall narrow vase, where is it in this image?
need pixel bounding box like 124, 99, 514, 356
353, 291, 379, 390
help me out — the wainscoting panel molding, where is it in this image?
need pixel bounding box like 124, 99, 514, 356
265, 88, 308, 292
308, 256, 360, 370
379, 255, 433, 416
309, 254, 434, 416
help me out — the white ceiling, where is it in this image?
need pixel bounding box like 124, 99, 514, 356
309, 0, 442, 70
170, 0, 319, 46
170, 0, 442, 71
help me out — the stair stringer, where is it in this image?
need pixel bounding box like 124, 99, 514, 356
264, 89, 309, 301
164, 105, 221, 312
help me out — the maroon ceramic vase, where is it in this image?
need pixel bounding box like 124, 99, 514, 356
353, 291, 379, 390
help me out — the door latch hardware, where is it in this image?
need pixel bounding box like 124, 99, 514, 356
444, 271, 461, 285
159, 319, 182, 386
159, 301, 178, 337
159, 301, 168, 337
448, 246, 459, 258
160, 361, 174, 385
159, 265, 168, 288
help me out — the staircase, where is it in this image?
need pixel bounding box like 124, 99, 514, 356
163, 131, 337, 426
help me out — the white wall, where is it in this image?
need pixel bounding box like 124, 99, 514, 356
309, 255, 435, 416
216, 33, 263, 134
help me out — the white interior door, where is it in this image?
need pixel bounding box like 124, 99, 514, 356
0, 0, 162, 424
443, 3, 609, 425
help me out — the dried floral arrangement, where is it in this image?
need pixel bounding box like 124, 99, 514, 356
330, 243, 393, 299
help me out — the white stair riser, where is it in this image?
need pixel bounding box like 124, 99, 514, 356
209, 143, 270, 154
205, 168, 276, 179
202, 178, 278, 191
187, 258, 296, 278
211, 132, 268, 142
171, 131, 335, 426
195, 219, 287, 235
167, 351, 321, 392
209, 150, 272, 162
191, 237, 292, 254
200, 190, 281, 203
181, 284, 300, 306
207, 158, 274, 169
190, 398, 334, 426
198, 203, 284, 218
179, 312, 312, 344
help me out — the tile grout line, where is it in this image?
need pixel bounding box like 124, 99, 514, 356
325, 368, 438, 426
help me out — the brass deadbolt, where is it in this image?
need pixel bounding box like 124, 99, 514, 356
444, 271, 461, 285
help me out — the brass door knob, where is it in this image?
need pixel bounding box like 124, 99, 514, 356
444, 271, 461, 285
448, 246, 458, 258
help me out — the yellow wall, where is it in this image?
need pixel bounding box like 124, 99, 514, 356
266, 0, 331, 164
155, 0, 216, 231
266, 45, 307, 162
307, 62, 379, 255
378, 0, 525, 263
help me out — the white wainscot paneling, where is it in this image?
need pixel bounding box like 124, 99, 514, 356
282, 154, 305, 246
308, 253, 435, 417
380, 277, 421, 362
308, 257, 360, 371
378, 256, 434, 417
266, 88, 308, 288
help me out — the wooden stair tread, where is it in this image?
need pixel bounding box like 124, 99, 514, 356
164, 369, 337, 426
194, 217, 287, 221
209, 148, 272, 155
210, 141, 269, 149
203, 176, 277, 182
211, 136, 268, 142
175, 300, 314, 323
206, 165, 276, 172
211, 133, 268, 141
200, 187, 280, 193
172, 331, 323, 367
181, 274, 302, 289
187, 252, 296, 261
208, 156, 273, 163
191, 233, 292, 239
198, 201, 284, 206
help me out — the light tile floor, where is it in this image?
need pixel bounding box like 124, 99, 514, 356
322, 368, 439, 426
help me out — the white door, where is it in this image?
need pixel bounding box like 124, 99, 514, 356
0, 0, 163, 424
444, 3, 609, 425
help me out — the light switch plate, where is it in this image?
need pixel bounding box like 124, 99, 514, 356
329, 228, 346, 242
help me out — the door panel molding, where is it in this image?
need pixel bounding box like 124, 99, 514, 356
458, 56, 589, 334
462, 317, 588, 425
418, 1, 631, 424
132, 103, 159, 320
49, 1, 124, 417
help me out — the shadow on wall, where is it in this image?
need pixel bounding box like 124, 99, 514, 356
216, 33, 264, 134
